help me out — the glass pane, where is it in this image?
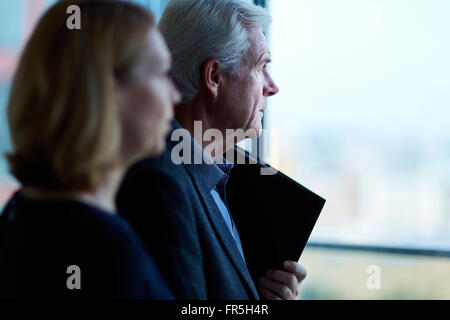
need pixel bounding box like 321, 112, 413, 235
268, 0, 450, 250
0, 0, 57, 208
299, 246, 450, 299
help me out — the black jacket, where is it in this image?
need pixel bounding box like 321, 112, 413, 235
0, 193, 174, 299
117, 127, 259, 300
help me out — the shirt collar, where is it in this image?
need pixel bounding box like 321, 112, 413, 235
171, 120, 234, 191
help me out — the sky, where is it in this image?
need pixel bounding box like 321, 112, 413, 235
268, 0, 450, 139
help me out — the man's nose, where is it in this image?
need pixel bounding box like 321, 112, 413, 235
263, 73, 280, 97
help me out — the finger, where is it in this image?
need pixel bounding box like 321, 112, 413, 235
259, 276, 295, 300
258, 286, 282, 300
283, 261, 307, 282
265, 270, 299, 297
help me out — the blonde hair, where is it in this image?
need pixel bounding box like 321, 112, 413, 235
6, 0, 155, 191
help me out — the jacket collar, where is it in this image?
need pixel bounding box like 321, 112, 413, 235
166, 120, 259, 299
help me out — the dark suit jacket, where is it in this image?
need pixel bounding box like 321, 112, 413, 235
116, 132, 259, 300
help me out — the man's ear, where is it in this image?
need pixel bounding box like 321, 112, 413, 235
202, 58, 223, 98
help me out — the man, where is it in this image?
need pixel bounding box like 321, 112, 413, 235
117, 0, 307, 300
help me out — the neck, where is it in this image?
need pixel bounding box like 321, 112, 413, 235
176, 96, 238, 160
21, 168, 124, 214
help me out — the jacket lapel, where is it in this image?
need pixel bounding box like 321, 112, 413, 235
166, 121, 259, 299
184, 164, 259, 299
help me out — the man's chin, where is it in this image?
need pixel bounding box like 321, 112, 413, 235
255, 127, 263, 137
245, 125, 263, 139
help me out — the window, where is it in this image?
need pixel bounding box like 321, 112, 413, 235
267, 0, 450, 251
265, 0, 450, 298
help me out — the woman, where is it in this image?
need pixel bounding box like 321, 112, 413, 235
0, 0, 180, 299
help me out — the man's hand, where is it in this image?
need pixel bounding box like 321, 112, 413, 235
258, 261, 307, 300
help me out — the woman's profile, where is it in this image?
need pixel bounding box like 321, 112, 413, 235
0, 0, 180, 299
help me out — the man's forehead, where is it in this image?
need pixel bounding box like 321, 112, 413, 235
246, 27, 270, 61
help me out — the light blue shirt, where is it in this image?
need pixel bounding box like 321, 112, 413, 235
210, 162, 246, 262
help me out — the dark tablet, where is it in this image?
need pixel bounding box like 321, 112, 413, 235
226, 147, 326, 283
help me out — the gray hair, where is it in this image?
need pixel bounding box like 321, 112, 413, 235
158, 0, 272, 103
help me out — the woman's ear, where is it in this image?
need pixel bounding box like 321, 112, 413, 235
202, 58, 223, 98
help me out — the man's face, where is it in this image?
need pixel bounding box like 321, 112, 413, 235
216, 27, 279, 138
